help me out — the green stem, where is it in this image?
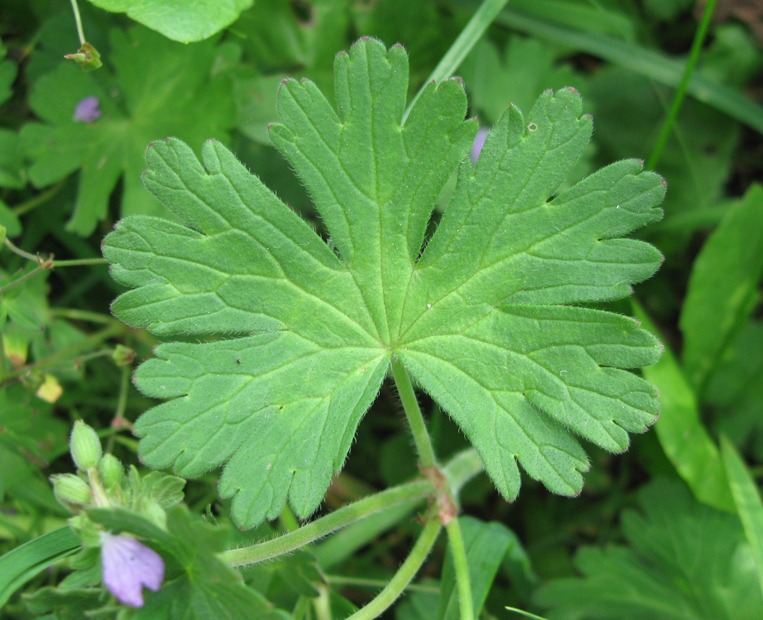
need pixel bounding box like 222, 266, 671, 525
52, 258, 108, 268
69, 0, 86, 45
0, 323, 123, 386
645, 0, 718, 170
326, 575, 440, 594
443, 447, 485, 497
222, 479, 434, 567
12, 181, 66, 217
391, 357, 437, 468
446, 518, 474, 620
345, 517, 442, 620
0, 266, 45, 296
49, 308, 116, 325
3, 238, 39, 262
403, 0, 510, 122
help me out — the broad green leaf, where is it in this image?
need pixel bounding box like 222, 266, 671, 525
721, 436, 763, 599
20, 25, 235, 236
535, 478, 763, 620
438, 517, 516, 620
633, 302, 734, 512
104, 39, 665, 528
680, 185, 763, 393
85, 0, 253, 42
0, 527, 80, 608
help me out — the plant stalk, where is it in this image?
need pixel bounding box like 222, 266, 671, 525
345, 517, 442, 620
446, 518, 474, 620
222, 478, 434, 567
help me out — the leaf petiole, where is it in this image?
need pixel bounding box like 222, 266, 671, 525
391, 357, 438, 469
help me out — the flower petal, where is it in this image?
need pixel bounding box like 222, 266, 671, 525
101, 533, 165, 608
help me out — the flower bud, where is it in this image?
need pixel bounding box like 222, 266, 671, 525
51, 473, 92, 506
112, 344, 136, 367
70, 421, 103, 470
99, 454, 124, 488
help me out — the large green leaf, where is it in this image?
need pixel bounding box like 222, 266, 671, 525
20, 25, 235, 236
85, 0, 253, 42
104, 38, 664, 528
535, 478, 763, 620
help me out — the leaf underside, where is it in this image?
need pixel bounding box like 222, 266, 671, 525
104, 38, 665, 529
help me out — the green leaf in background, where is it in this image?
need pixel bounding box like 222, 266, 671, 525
0, 43, 16, 106
0, 526, 80, 608
633, 302, 734, 512
0, 129, 23, 237
87, 507, 291, 619
438, 517, 516, 620
704, 321, 763, 459
85, 0, 254, 42
461, 37, 587, 125
588, 68, 739, 218
535, 478, 763, 620
104, 39, 664, 529
721, 436, 763, 599
20, 25, 235, 236
680, 184, 763, 393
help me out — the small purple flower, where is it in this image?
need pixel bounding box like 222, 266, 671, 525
101, 533, 164, 608
73, 96, 101, 123
470, 127, 490, 163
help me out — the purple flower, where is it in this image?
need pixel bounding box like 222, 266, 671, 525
73, 96, 101, 123
470, 127, 490, 163
101, 533, 164, 608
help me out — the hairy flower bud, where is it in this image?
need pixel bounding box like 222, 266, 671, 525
70, 421, 103, 470
51, 473, 91, 506
99, 454, 125, 488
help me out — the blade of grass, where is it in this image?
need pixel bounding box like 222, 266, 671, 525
403, 0, 510, 122
447, 0, 763, 134
0, 527, 80, 607
647, 0, 718, 169
721, 436, 763, 599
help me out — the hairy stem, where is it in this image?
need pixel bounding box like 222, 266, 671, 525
345, 517, 442, 620
403, 0, 510, 122
69, 0, 86, 45
391, 357, 438, 468
646, 0, 718, 169
446, 518, 475, 620
222, 479, 434, 567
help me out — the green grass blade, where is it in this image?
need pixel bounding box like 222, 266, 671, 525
449, 0, 763, 134
721, 436, 763, 599
0, 527, 80, 608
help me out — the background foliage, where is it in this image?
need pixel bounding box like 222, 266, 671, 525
1, 0, 763, 618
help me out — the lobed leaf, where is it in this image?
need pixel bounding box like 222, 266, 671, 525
105, 38, 665, 528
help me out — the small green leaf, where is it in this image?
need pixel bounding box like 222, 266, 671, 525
535, 478, 763, 620
105, 39, 665, 528
0, 527, 80, 608
721, 436, 763, 599
85, 0, 254, 42
634, 302, 734, 512
438, 517, 517, 620
680, 184, 763, 393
